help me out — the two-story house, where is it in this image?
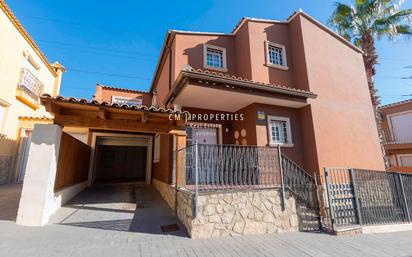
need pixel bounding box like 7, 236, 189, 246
0, 1, 64, 184
16, 11, 384, 238
380, 99, 412, 173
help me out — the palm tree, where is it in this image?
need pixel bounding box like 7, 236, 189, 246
329, 0, 412, 166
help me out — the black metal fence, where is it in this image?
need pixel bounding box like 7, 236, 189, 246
324, 168, 412, 229
176, 143, 318, 209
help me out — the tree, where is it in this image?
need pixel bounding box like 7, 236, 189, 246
329, 0, 412, 166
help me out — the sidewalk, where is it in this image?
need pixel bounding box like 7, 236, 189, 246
1, 219, 412, 257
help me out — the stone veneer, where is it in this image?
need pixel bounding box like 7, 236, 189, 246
152, 179, 176, 210
177, 188, 299, 239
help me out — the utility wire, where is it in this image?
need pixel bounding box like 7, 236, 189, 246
39, 43, 156, 61
65, 67, 151, 80
37, 39, 158, 57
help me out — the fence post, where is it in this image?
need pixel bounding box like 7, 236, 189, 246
398, 173, 411, 223
194, 141, 199, 218
349, 168, 363, 226
324, 168, 335, 230
278, 144, 286, 211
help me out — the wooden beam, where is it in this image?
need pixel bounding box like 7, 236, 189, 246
141, 112, 148, 123
43, 101, 61, 114
54, 114, 183, 134
98, 108, 107, 119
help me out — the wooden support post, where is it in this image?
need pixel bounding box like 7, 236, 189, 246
170, 129, 186, 214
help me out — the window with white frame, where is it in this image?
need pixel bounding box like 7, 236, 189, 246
111, 96, 142, 106
266, 41, 287, 69
398, 155, 412, 167
267, 116, 292, 145
204, 44, 227, 71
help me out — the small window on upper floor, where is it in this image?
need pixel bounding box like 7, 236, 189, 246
203, 44, 227, 71
111, 96, 142, 106
265, 41, 288, 70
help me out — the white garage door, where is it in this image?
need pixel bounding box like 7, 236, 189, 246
390, 112, 412, 143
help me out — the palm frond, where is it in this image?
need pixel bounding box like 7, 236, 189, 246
396, 24, 412, 35
329, 3, 357, 41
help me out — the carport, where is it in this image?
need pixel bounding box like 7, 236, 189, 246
16, 95, 187, 227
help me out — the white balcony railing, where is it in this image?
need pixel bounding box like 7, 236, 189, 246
16, 68, 45, 108
383, 127, 412, 144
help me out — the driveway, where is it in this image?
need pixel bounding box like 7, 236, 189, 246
50, 183, 187, 236
0, 183, 22, 221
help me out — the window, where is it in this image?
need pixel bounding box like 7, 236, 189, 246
398, 155, 412, 167
203, 44, 227, 71
265, 41, 288, 70
267, 116, 292, 146
111, 96, 142, 106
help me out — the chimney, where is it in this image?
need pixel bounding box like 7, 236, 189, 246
50, 62, 65, 97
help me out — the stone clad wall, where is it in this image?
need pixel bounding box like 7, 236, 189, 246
177, 188, 299, 239
152, 179, 176, 210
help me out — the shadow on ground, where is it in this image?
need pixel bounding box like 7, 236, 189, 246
51, 184, 188, 237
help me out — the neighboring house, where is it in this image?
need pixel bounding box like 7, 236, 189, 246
93, 83, 152, 106
16, 11, 384, 238
0, 1, 64, 184
380, 99, 412, 173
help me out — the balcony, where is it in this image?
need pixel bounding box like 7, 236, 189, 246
382, 128, 412, 149
16, 68, 45, 109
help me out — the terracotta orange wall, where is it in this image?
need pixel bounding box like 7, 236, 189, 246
254, 104, 304, 167
173, 34, 236, 80
154, 52, 171, 108
297, 15, 385, 174
93, 85, 152, 106
247, 21, 293, 87
234, 22, 252, 80
232, 104, 257, 146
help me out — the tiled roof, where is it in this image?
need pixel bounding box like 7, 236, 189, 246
97, 84, 150, 94
379, 99, 412, 109
19, 116, 52, 121
41, 94, 187, 114
181, 67, 316, 98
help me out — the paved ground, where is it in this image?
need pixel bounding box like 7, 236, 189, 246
0, 183, 22, 221
50, 184, 187, 236
1, 183, 412, 256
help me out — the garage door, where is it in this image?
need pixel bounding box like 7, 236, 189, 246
94, 145, 147, 183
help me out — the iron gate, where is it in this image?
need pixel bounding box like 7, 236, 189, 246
325, 167, 412, 229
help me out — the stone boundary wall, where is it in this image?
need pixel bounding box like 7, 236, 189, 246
152, 179, 176, 210
177, 188, 299, 238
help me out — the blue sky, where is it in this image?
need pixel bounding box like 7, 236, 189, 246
8, 0, 412, 105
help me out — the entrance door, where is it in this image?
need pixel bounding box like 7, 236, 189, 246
188, 128, 217, 145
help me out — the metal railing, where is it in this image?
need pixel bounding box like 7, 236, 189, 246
282, 155, 318, 208
175, 143, 319, 207
382, 127, 412, 144
181, 143, 281, 192
17, 68, 45, 100
324, 167, 412, 229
